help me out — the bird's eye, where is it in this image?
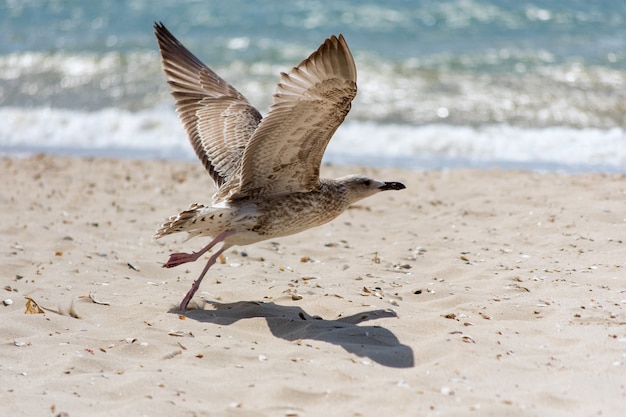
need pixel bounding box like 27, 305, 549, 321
363, 180, 371, 186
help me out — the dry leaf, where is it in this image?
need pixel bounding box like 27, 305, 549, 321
24, 297, 44, 314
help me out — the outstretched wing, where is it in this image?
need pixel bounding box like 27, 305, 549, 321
221, 34, 357, 200
154, 22, 262, 189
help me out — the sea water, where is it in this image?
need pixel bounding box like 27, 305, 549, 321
1, 0, 625, 172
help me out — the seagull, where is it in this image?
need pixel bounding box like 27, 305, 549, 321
153, 22, 406, 310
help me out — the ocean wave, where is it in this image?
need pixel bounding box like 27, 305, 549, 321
2, 48, 624, 130
1, 107, 624, 173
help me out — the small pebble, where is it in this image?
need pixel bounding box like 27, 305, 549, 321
397, 379, 410, 388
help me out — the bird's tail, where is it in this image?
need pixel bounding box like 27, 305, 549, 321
153, 203, 207, 240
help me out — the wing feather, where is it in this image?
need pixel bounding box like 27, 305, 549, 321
219, 34, 357, 200
153, 22, 262, 189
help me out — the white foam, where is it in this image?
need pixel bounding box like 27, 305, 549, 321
1, 107, 624, 172
0, 106, 192, 159
330, 122, 626, 171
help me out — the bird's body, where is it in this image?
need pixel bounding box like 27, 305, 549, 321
155, 175, 399, 245
153, 23, 405, 310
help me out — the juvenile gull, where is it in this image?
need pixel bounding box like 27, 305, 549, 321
153, 22, 406, 310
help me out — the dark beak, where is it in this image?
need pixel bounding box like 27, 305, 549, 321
379, 181, 406, 191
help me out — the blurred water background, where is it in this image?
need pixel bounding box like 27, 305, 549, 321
1, 0, 625, 172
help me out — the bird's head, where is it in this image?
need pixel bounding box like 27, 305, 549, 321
335, 174, 406, 204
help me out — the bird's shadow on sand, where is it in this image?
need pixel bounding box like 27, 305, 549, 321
172, 300, 414, 368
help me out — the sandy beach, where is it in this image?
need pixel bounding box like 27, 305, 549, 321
1, 154, 625, 416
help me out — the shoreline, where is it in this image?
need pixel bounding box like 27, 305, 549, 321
2, 147, 625, 175
2, 154, 625, 416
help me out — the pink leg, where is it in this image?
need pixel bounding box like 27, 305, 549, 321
179, 243, 232, 311
163, 230, 237, 268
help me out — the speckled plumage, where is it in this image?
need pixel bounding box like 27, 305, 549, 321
153, 23, 406, 310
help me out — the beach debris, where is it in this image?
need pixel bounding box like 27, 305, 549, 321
301, 276, 318, 281
397, 379, 410, 388
89, 293, 110, 306
24, 297, 44, 314
409, 247, 427, 260
537, 299, 552, 307
512, 283, 530, 292
372, 252, 381, 264
258, 354, 268, 362
164, 350, 182, 359
479, 311, 492, 320
168, 330, 194, 338
359, 286, 402, 306
127, 262, 140, 271
3, 299, 13, 306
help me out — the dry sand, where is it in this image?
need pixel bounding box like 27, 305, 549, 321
1, 154, 625, 416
